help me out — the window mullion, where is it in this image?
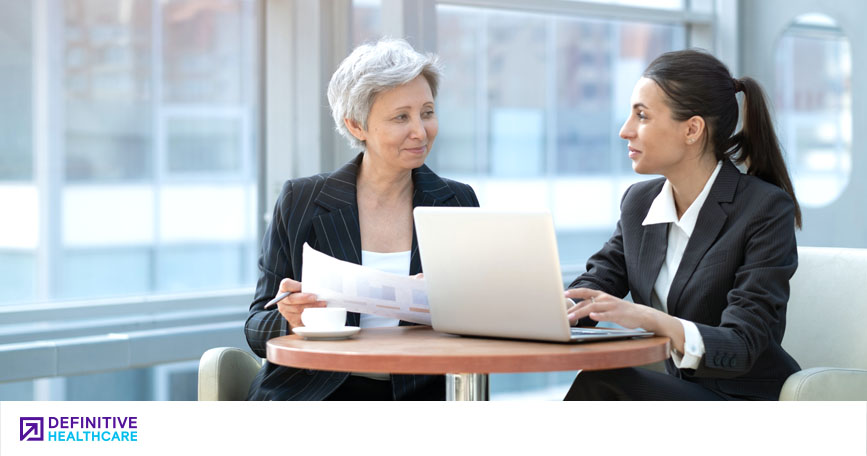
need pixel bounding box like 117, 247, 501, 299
151, 0, 164, 294
32, 0, 64, 302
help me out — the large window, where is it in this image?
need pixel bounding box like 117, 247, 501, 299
0, 0, 259, 306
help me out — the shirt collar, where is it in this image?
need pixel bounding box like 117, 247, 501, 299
642, 161, 723, 236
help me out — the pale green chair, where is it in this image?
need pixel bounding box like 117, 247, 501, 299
779, 246, 867, 400
197, 347, 262, 401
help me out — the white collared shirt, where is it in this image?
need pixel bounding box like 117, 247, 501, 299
642, 161, 723, 370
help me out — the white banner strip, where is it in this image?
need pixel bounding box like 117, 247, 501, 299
1, 401, 865, 455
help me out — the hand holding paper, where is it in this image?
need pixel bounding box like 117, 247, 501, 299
300, 243, 432, 326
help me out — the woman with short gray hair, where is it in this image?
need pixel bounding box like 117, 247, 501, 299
328, 38, 442, 150
245, 38, 479, 401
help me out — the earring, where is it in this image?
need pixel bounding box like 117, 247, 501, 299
687, 138, 695, 144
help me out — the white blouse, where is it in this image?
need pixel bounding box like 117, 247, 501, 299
351, 249, 411, 381
358, 250, 410, 329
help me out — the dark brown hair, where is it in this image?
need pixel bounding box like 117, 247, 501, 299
643, 49, 802, 228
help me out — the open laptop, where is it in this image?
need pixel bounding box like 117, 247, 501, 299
413, 207, 652, 343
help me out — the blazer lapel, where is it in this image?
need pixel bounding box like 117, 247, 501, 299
311, 154, 364, 326
667, 160, 740, 315
408, 164, 455, 277
310, 206, 362, 264
636, 223, 667, 306
311, 155, 363, 265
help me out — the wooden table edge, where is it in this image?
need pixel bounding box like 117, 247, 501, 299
266, 326, 670, 375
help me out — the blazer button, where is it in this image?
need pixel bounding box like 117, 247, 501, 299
712, 354, 721, 366
729, 358, 736, 368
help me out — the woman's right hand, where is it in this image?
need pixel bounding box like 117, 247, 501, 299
275, 278, 326, 328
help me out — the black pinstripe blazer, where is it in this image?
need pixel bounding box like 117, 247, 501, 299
569, 160, 800, 400
245, 152, 479, 400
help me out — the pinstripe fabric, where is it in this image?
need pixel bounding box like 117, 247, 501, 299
569, 160, 800, 400
245, 152, 479, 401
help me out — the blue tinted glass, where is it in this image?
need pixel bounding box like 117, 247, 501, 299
0, 252, 36, 303
156, 244, 248, 292
0, 0, 32, 180
166, 117, 243, 174
57, 249, 151, 299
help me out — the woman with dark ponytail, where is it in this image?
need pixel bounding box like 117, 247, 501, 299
563, 49, 801, 400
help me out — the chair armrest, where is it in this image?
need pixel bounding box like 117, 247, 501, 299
198, 347, 263, 401
779, 367, 867, 401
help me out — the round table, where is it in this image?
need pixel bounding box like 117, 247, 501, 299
266, 326, 670, 400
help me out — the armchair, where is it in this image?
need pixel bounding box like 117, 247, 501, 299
198, 347, 262, 401
779, 246, 867, 400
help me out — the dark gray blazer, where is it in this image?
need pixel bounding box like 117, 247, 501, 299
245, 153, 479, 400
570, 160, 800, 400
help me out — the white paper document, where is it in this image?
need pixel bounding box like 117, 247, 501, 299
301, 243, 431, 326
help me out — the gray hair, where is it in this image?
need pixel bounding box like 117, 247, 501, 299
327, 38, 443, 150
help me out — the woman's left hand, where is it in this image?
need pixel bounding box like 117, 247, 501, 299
564, 288, 653, 329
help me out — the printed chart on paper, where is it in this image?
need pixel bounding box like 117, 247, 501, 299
301, 243, 431, 325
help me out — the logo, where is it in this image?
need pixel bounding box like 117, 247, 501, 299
20, 417, 44, 441
17, 415, 139, 443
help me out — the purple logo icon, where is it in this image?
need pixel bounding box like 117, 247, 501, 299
20, 417, 44, 441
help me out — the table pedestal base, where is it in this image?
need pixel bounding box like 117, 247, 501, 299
446, 373, 489, 401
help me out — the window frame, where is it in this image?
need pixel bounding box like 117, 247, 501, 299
0, 289, 251, 383
1, 0, 267, 385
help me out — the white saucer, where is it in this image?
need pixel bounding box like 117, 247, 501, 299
292, 326, 360, 340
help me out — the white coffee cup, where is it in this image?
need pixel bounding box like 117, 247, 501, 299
301, 307, 347, 330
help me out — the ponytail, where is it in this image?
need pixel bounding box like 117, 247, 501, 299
727, 77, 802, 228
644, 50, 802, 229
